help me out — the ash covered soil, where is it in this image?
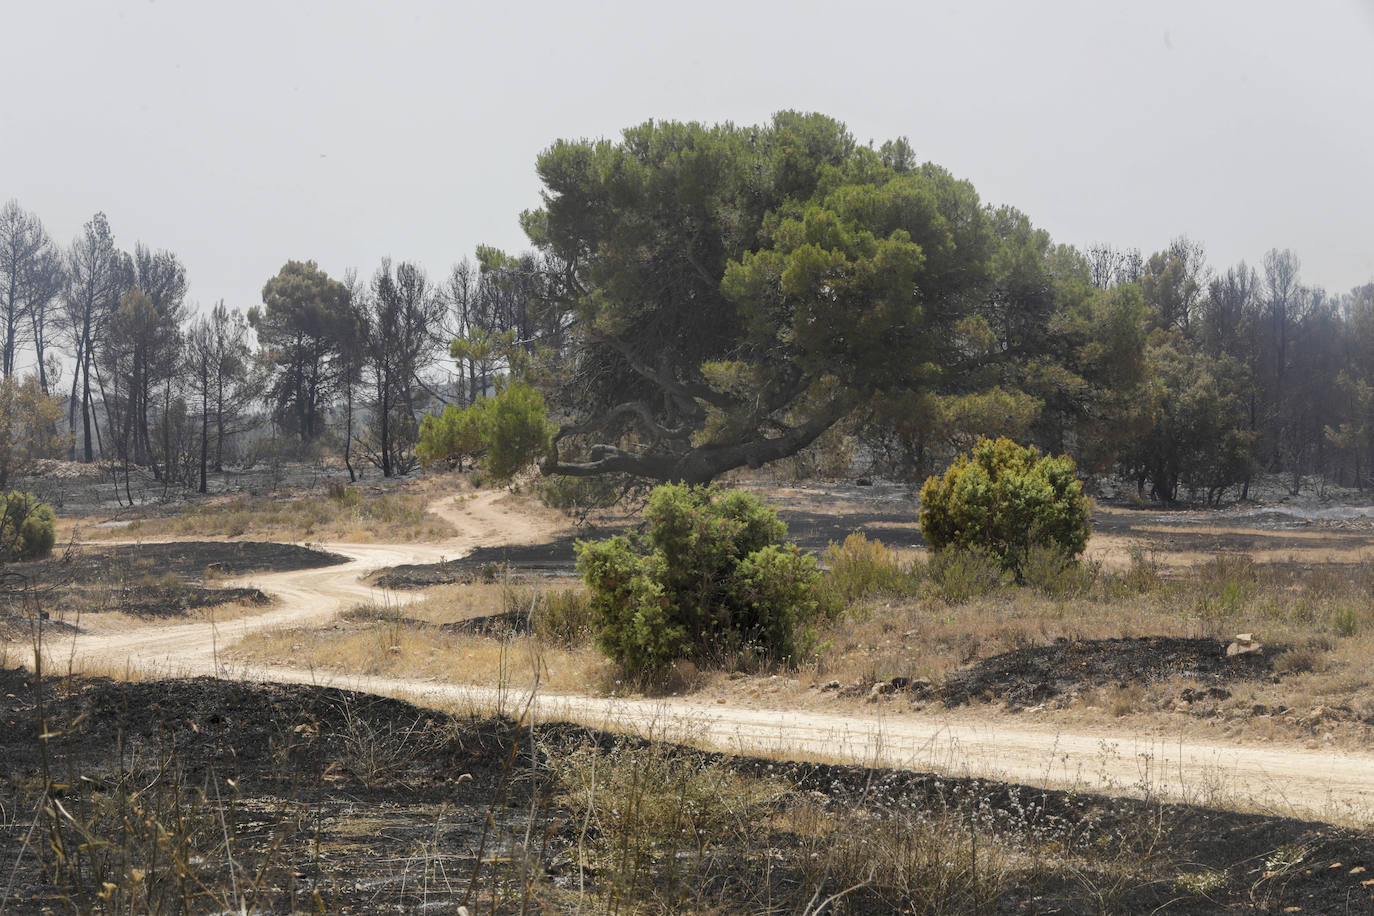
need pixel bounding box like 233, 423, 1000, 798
940, 635, 1277, 708
34, 540, 351, 579
371, 479, 1374, 589
2, 668, 1372, 914
0, 542, 344, 631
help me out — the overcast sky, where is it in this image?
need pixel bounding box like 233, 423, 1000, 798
3, 0, 1372, 318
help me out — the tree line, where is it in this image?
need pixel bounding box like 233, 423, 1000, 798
479, 114, 1374, 504
0, 201, 551, 496
3, 112, 1373, 503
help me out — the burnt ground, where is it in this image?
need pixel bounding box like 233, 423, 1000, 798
940, 636, 1277, 708
372, 483, 1374, 590
28, 540, 351, 580
0, 542, 340, 632
372, 536, 586, 589
1, 668, 1372, 914
370, 494, 924, 589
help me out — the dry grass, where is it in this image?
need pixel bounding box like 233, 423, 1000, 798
78, 478, 456, 544
787, 546, 1374, 747
231, 578, 611, 694
226, 529, 1374, 750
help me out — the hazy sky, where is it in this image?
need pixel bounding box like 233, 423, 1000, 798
4, 0, 1372, 318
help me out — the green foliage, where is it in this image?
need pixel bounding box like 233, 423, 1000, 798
249, 260, 356, 443
1123, 334, 1257, 504
576, 484, 825, 674
416, 382, 553, 482
533, 474, 624, 516
0, 374, 65, 489
416, 402, 485, 470
1020, 544, 1098, 598
822, 533, 912, 604
482, 382, 554, 480
0, 490, 55, 561
518, 113, 997, 484
925, 546, 1011, 604
919, 437, 1090, 577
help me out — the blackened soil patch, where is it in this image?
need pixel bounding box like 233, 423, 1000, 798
70, 583, 270, 617
21, 540, 349, 582
373, 536, 583, 588
942, 636, 1276, 708
3, 669, 1372, 914
371, 499, 926, 588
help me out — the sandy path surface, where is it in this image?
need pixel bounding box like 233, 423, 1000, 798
32, 489, 1374, 826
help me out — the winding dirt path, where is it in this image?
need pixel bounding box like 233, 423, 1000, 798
32, 489, 1374, 826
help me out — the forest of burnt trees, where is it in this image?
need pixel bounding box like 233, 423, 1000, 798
2, 116, 1373, 503
0, 201, 558, 496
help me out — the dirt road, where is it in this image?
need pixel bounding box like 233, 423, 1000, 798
32, 489, 1374, 827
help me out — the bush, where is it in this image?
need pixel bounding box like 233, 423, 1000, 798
528, 587, 595, 646
823, 533, 912, 604
1021, 543, 1098, 598
416, 381, 553, 481
0, 490, 56, 561
919, 436, 1090, 578
925, 546, 1010, 604
577, 484, 826, 674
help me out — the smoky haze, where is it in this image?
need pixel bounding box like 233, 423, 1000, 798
2, 0, 1371, 314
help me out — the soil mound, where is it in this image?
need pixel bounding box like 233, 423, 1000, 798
943, 635, 1275, 708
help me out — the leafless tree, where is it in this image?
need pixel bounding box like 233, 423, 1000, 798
0, 201, 66, 383
186, 301, 254, 492
356, 259, 444, 476
63, 213, 129, 461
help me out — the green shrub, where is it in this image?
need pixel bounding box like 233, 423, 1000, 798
919, 436, 1090, 578
576, 484, 826, 674
823, 532, 912, 604
1332, 604, 1361, 638
529, 587, 595, 646
926, 546, 1010, 604
416, 401, 485, 470
1, 490, 55, 561
482, 382, 554, 480
416, 381, 553, 481
1021, 543, 1098, 598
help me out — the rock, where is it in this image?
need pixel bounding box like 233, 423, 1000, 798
870, 681, 896, 697
1227, 633, 1263, 657
1206, 686, 1232, 701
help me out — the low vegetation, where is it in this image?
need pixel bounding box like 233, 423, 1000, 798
577, 483, 830, 674
4, 668, 1370, 914
919, 436, 1091, 577
417, 380, 553, 481
0, 490, 55, 561
233, 580, 607, 693
80, 479, 454, 543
